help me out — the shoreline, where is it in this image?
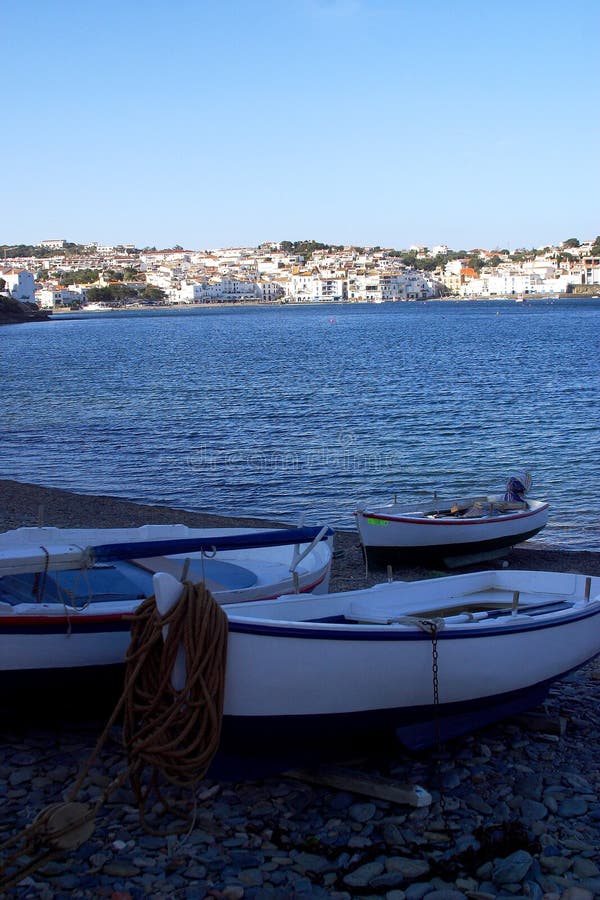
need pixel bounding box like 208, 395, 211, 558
2, 478, 600, 591
1, 479, 600, 898
43, 294, 599, 317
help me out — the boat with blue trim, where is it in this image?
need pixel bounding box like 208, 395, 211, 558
204, 567, 598, 751
0, 524, 333, 691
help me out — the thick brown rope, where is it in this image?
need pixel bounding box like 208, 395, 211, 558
0, 581, 229, 887
123, 580, 229, 830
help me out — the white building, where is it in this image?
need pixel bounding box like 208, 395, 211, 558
347, 271, 433, 301
212, 279, 261, 301
258, 280, 285, 302
171, 281, 215, 303
36, 286, 88, 308
171, 278, 263, 304
36, 288, 63, 309
461, 268, 576, 297
581, 257, 600, 285
0, 269, 36, 303
40, 239, 66, 250
288, 273, 319, 302
145, 269, 177, 290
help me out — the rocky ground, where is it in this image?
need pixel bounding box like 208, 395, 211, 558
0, 300, 50, 326
1, 479, 599, 899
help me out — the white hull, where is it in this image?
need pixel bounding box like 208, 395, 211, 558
221, 569, 598, 720
0, 524, 332, 675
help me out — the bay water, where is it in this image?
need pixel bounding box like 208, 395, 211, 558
1, 299, 598, 549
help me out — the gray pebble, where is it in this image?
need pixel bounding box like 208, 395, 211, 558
492, 849, 534, 884
343, 860, 385, 887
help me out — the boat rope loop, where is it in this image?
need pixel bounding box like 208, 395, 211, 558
122, 580, 229, 831
393, 615, 446, 633
0, 581, 229, 890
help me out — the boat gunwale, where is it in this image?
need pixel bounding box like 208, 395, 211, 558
356, 501, 549, 528
5, 596, 597, 637
224, 597, 600, 640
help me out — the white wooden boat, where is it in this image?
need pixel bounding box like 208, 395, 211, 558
355, 476, 549, 564
0, 524, 332, 688
196, 567, 597, 751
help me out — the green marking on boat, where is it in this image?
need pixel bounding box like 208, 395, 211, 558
366, 517, 389, 526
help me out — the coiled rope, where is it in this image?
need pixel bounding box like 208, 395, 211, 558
123, 580, 229, 829
0, 580, 229, 890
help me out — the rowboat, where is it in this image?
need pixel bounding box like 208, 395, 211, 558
355, 475, 549, 565
0, 524, 333, 690
189, 567, 597, 753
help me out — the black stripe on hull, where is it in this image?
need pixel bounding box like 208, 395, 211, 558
364, 524, 546, 566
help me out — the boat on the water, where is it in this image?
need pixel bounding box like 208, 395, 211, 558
191, 567, 598, 752
355, 474, 549, 565
0, 524, 333, 689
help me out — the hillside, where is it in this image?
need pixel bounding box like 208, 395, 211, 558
0, 297, 50, 325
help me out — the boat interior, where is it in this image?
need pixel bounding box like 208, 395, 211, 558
225, 570, 599, 627
370, 495, 533, 520
0, 557, 259, 608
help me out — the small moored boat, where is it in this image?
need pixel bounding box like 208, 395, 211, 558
355, 474, 549, 565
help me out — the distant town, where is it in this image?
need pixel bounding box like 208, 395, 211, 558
1, 236, 599, 312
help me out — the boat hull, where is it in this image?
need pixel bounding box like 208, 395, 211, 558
355, 499, 549, 561
0, 525, 333, 694
215, 569, 599, 752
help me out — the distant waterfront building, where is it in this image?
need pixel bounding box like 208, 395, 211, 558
171, 278, 266, 304
0, 268, 36, 303
36, 286, 88, 308
287, 272, 313, 301
36, 288, 63, 309
171, 281, 214, 303
581, 256, 600, 285
258, 280, 285, 302
461, 269, 577, 297
287, 273, 347, 302
347, 270, 433, 302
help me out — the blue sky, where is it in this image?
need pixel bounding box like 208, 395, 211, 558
3, 0, 599, 251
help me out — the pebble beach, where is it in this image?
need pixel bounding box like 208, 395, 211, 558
1, 479, 599, 900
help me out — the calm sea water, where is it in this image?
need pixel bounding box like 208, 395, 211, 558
1, 300, 599, 549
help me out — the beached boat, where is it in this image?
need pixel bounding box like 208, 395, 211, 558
0, 524, 333, 687
355, 475, 549, 565
166, 567, 599, 752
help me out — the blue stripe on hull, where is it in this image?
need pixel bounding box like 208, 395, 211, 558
218, 680, 553, 755
209, 683, 557, 778
0, 619, 132, 635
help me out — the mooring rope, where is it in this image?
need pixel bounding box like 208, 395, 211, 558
0, 581, 229, 889
122, 580, 229, 829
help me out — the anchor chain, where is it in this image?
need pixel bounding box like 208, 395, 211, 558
430, 623, 440, 710
420, 618, 452, 825
414, 617, 442, 719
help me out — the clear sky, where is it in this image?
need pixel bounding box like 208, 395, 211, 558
3, 0, 599, 252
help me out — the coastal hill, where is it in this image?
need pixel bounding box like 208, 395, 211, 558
0, 296, 50, 325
